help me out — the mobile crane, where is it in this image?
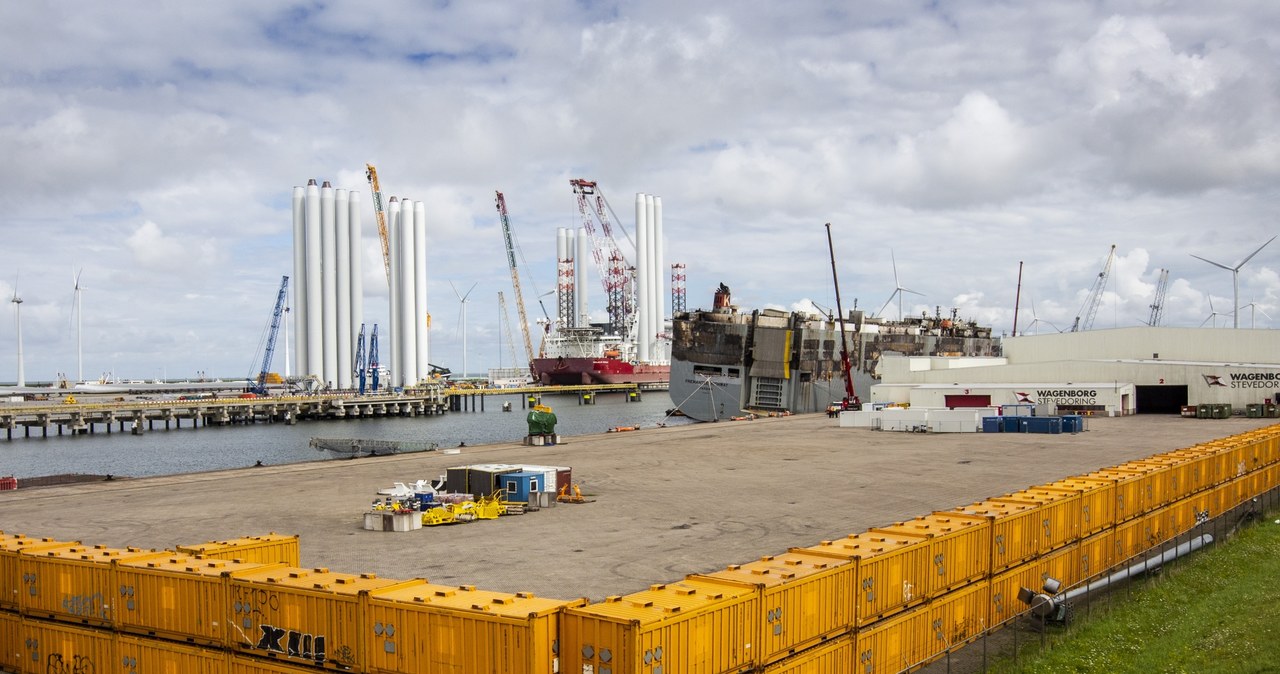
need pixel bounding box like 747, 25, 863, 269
248, 275, 289, 395
495, 191, 536, 364
365, 163, 393, 288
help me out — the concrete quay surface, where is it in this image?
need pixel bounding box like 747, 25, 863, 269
2, 414, 1274, 603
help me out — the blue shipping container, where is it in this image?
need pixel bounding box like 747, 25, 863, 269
499, 471, 542, 503
1003, 416, 1025, 433
982, 417, 1002, 433
1061, 415, 1083, 433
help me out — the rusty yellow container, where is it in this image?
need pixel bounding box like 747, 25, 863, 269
760, 632, 854, 674
21, 616, 115, 673
797, 528, 931, 626
0, 609, 19, 674
924, 580, 989, 664
870, 514, 991, 597
1215, 474, 1247, 511
989, 546, 1074, 628
1076, 529, 1115, 583
943, 499, 1042, 573
229, 567, 407, 672
1113, 507, 1169, 563
995, 486, 1083, 553
118, 632, 228, 673
561, 576, 760, 674
1168, 490, 1217, 539
1083, 468, 1150, 522
231, 652, 332, 673
18, 543, 159, 627
1044, 476, 1116, 536
0, 536, 70, 612
177, 533, 301, 567
854, 604, 931, 674
364, 579, 585, 674
693, 550, 854, 666
115, 553, 287, 648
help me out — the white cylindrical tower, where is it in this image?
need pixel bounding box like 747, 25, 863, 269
637, 193, 651, 362
399, 199, 418, 386
413, 200, 429, 384
652, 195, 664, 360
576, 226, 588, 328
556, 228, 568, 327
335, 189, 352, 390
387, 197, 401, 388
291, 185, 307, 381
304, 180, 324, 380
348, 191, 363, 385
320, 182, 338, 388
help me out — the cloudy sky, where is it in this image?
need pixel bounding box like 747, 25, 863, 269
1, 1, 1278, 384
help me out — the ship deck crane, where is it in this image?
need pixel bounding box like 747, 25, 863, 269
1071, 244, 1116, 332
249, 275, 289, 395
1147, 268, 1170, 327
495, 191, 536, 364
497, 291, 520, 368
354, 324, 367, 394
369, 324, 380, 393
570, 179, 633, 339
365, 163, 393, 288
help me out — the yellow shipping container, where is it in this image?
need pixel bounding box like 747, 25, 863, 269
1075, 529, 1115, 583
1113, 507, 1169, 564
115, 553, 287, 648
364, 579, 584, 674
1160, 449, 1217, 496
943, 500, 1042, 573
20, 616, 114, 674
760, 632, 854, 674
117, 632, 227, 673
797, 528, 931, 627
924, 580, 990, 665
694, 551, 854, 666
561, 577, 760, 674
0, 536, 70, 612
0, 609, 20, 673
1180, 443, 1233, 489
870, 514, 991, 597
1111, 460, 1174, 509
995, 486, 1083, 554
1126, 457, 1200, 505
18, 544, 159, 628
1083, 468, 1151, 522
231, 652, 330, 673
854, 603, 931, 674
229, 567, 406, 672
1043, 477, 1116, 536
989, 547, 1073, 628
1168, 489, 1217, 539
177, 533, 301, 567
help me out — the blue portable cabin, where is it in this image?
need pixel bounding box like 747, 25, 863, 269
498, 471, 542, 503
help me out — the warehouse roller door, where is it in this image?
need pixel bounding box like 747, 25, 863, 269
1135, 385, 1187, 414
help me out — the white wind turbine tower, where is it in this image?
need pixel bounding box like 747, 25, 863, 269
11, 280, 24, 387
72, 269, 84, 383
1191, 235, 1275, 329
876, 250, 923, 320
1241, 298, 1272, 329
450, 281, 477, 378
1025, 297, 1060, 334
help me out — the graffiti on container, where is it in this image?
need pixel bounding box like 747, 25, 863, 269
61, 593, 108, 620
255, 624, 341, 666
232, 586, 281, 623
45, 653, 96, 674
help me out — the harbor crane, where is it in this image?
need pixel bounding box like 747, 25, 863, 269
354, 324, 367, 394
1071, 244, 1116, 332
369, 324, 380, 393
497, 291, 520, 368
494, 191, 536, 364
570, 179, 634, 339
249, 275, 289, 395
365, 163, 393, 288
1147, 268, 1170, 327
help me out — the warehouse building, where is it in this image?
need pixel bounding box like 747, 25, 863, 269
872, 326, 1280, 415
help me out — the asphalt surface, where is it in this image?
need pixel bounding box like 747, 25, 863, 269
2, 413, 1274, 602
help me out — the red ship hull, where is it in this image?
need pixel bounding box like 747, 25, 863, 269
531, 356, 669, 386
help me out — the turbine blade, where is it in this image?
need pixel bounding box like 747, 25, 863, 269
1235, 234, 1277, 270
1190, 253, 1233, 271
890, 249, 900, 287
901, 287, 924, 297
876, 290, 898, 318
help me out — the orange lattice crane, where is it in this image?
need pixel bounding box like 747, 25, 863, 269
365, 163, 393, 287
495, 191, 536, 363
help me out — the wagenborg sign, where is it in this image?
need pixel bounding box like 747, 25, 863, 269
1205, 372, 1280, 389
1016, 389, 1099, 405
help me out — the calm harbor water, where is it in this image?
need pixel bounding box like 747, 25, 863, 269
0, 391, 694, 479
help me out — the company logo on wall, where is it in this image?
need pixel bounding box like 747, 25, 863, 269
1015, 391, 1034, 403
1017, 389, 1098, 405
1205, 372, 1280, 389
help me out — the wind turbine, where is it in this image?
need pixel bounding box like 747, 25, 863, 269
1025, 298, 1060, 334
1200, 296, 1232, 328
450, 281, 478, 378
1241, 298, 1272, 329
875, 250, 923, 320
11, 280, 24, 387
1191, 235, 1275, 329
